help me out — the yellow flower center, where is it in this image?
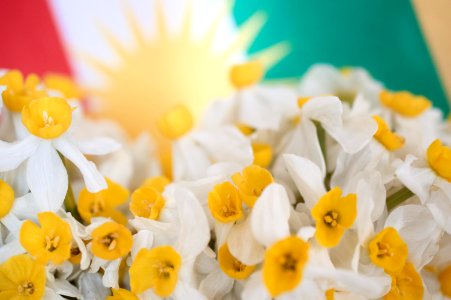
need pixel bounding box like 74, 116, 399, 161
130, 185, 166, 220
325, 289, 335, 300
77, 178, 130, 225
130, 246, 182, 297
232, 165, 274, 208
91, 222, 132, 260
107, 288, 139, 300
426, 139, 451, 182
380, 90, 431, 117
252, 143, 273, 168
384, 262, 424, 300
22, 97, 73, 139
20, 212, 72, 265
0, 179, 15, 219
44, 73, 83, 99
369, 227, 408, 273
236, 123, 255, 136
230, 61, 264, 89
439, 265, 451, 297
372, 116, 404, 151
157, 104, 193, 139
263, 236, 309, 297
0, 255, 46, 300
297, 97, 311, 108
311, 187, 357, 248
218, 243, 256, 280
1, 70, 47, 112
69, 247, 82, 265
208, 182, 243, 223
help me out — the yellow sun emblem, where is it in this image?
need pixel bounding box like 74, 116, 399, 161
81, 0, 289, 175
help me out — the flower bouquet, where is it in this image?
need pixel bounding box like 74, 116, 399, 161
0, 63, 450, 299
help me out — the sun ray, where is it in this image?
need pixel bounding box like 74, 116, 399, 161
96, 23, 129, 59
222, 11, 267, 59
154, 0, 168, 40
123, 1, 146, 47
180, 0, 193, 39
203, 0, 234, 47
250, 41, 291, 70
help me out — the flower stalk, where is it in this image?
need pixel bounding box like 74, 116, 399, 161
386, 186, 414, 211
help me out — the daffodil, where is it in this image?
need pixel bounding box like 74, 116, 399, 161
20, 211, 73, 265
311, 187, 357, 248
130, 184, 166, 221
369, 227, 409, 273
0, 96, 120, 211
90, 221, 132, 260
231, 164, 273, 208
384, 262, 424, 300
77, 178, 129, 224
0, 254, 46, 299
208, 182, 243, 223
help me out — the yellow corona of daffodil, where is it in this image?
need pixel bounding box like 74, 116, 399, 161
91, 222, 132, 260
218, 244, 256, 280
252, 143, 273, 168
236, 123, 255, 136
77, 178, 130, 225
311, 187, 357, 248
107, 288, 139, 300
0, 179, 14, 219
130, 246, 181, 297
22, 97, 73, 139
297, 96, 311, 108
368, 227, 408, 273
142, 176, 171, 193
232, 165, 274, 207
157, 104, 193, 139
0, 70, 46, 112
325, 289, 335, 300
372, 116, 405, 151
130, 185, 166, 220
44, 73, 83, 99
20, 212, 73, 265
427, 139, 451, 182
230, 61, 264, 89
439, 265, 451, 297
263, 236, 309, 297
208, 182, 243, 223
69, 247, 82, 265
384, 262, 424, 300
380, 90, 431, 117
0, 254, 46, 300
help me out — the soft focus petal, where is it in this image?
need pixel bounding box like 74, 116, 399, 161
0, 135, 39, 171
76, 137, 121, 155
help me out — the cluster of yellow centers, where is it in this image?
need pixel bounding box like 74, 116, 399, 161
130, 246, 181, 297
20, 212, 73, 265
380, 90, 431, 117
77, 178, 130, 225
372, 116, 405, 151
369, 227, 424, 299
311, 187, 357, 248
427, 139, 451, 182
91, 221, 133, 260
130, 176, 170, 220
263, 236, 309, 297
0, 179, 15, 219
0, 254, 46, 300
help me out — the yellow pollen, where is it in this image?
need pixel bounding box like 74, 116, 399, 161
17, 281, 35, 296
157, 104, 193, 139
44, 232, 61, 252
380, 90, 431, 117
0, 179, 15, 218
369, 227, 408, 273
22, 97, 73, 139
230, 61, 264, 89
311, 187, 357, 248
372, 116, 404, 151
426, 139, 451, 182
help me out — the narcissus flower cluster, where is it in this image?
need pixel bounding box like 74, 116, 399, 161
0, 63, 450, 300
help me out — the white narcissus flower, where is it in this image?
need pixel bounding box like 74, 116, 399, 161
0, 97, 120, 212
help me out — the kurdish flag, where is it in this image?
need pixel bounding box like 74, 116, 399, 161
0, 0, 449, 138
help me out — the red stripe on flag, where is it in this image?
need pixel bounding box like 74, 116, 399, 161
0, 0, 72, 76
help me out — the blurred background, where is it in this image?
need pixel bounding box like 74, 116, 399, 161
0, 0, 449, 137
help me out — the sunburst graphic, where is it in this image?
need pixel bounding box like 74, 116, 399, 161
81, 0, 289, 172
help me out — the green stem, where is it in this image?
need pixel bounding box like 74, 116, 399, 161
314, 121, 329, 189
386, 186, 414, 211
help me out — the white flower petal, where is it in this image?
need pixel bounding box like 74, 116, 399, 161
46, 279, 81, 299
330, 269, 391, 299
241, 271, 271, 300
54, 138, 106, 192
251, 183, 291, 247
174, 186, 210, 259
227, 215, 265, 265
12, 193, 41, 219
131, 230, 154, 259
102, 258, 122, 288
26, 141, 67, 212
0, 135, 39, 172
301, 96, 342, 129
0, 239, 24, 264
427, 189, 451, 234
199, 268, 234, 300
172, 136, 210, 181
284, 154, 326, 209
173, 280, 207, 300
76, 137, 121, 155
77, 272, 110, 300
